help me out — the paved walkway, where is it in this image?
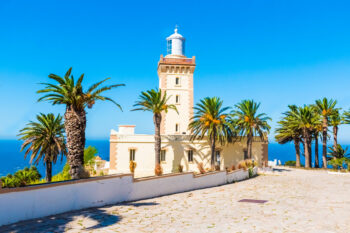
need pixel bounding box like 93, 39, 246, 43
2, 167, 350, 232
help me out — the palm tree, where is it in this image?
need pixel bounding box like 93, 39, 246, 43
327, 144, 350, 170
18, 113, 66, 182
133, 89, 178, 169
37, 68, 124, 179
315, 98, 337, 168
288, 105, 318, 168
231, 100, 271, 159
188, 97, 234, 168
329, 109, 343, 149
275, 105, 303, 167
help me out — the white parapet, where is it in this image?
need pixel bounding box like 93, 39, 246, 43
0, 167, 258, 227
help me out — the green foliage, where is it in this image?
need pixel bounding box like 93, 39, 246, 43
284, 160, 296, 166
84, 146, 98, 165
37, 67, 124, 112
132, 89, 178, 114
51, 163, 71, 182
18, 113, 66, 182
189, 97, 234, 144
51, 146, 99, 182
315, 98, 337, 118
1, 167, 42, 188
327, 144, 350, 169
248, 167, 254, 178
231, 99, 271, 141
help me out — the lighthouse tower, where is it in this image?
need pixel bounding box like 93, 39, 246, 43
157, 28, 196, 135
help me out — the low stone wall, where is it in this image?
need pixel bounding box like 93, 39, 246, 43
0, 168, 257, 227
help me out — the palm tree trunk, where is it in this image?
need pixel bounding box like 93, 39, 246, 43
314, 133, 319, 168
247, 132, 253, 159
210, 129, 217, 169
333, 126, 338, 149
46, 160, 52, 182
65, 107, 86, 179
294, 139, 301, 167
154, 113, 162, 166
322, 118, 328, 168
308, 137, 312, 168
304, 129, 310, 168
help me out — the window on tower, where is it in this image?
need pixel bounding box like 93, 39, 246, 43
167, 40, 172, 54
176, 95, 180, 104
175, 77, 180, 86
175, 123, 179, 133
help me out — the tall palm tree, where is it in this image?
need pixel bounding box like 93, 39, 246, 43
275, 105, 303, 167
288, 105, 318, 168
231, 100, 271, 159
18, 113, 66, 182
133, 89, 178, 169
329, 109, 343, 149
188, 97, 234, 168
37, 68, 124, 179
315, 98, 337, 168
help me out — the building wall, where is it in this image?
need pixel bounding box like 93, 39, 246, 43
110, 131, 267, 177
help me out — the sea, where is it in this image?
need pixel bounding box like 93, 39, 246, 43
0, 139, 110, 177
0, 140, 344, 177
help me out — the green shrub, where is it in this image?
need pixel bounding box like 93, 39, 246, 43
285, 160, 296, 166
1, 166, 41, 188
248, 167, 254, 178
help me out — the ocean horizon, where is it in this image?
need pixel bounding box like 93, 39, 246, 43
0, 139, 110, 178
0, 139, 344, 178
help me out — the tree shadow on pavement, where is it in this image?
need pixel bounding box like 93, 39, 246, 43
0, 201, 159, 233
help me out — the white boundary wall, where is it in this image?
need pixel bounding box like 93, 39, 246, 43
0, 168, 257, 226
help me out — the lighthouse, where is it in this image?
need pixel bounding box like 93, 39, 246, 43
157, 27, 196, 135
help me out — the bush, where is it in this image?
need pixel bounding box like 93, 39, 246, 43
245, 160, 253, 168
238, 161, 247, 170
177, 164, 183, 173
129, 161, 137, 173
52, 163, 71, 182
155, 164, 163, 176
285, 160, 296, 166
197, 163, 205, 174
1, 166, 41, 188
248, 167, 254, 178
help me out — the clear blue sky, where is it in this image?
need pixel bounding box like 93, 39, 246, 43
1, 0, 350, 142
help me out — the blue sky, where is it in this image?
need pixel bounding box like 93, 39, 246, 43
1, 0, 350, 142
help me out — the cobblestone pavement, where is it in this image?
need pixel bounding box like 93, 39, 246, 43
1, 167, 350, 233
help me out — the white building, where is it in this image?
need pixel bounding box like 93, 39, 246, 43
109, 28, 268, 177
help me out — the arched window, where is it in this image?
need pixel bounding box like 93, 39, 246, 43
175, 77, 180, 85
175, 123, 179, 133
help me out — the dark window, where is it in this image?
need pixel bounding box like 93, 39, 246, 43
243, 149, 248, 160
130, 149, 136, 161
176, 95, 180, 103
161, 150, 166, 162
188, 150, 193, 162
175, 77, 180, 85
175, 124, 179, 132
